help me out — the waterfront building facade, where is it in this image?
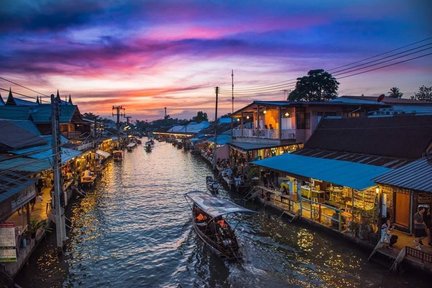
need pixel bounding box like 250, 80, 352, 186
251, 115, 432, 243
375, 157, 432, 234
229, 100, 385, 162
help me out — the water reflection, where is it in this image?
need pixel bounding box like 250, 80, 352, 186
17, 141, 429, 288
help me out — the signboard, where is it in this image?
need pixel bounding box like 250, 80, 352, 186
0, 223, 17, 262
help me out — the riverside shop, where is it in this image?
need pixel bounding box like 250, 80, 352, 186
252, 153, 391, 241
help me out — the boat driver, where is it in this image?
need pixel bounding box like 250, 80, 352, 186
196, 213, 207, 222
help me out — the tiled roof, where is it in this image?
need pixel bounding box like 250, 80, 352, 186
0, 119, 46, 150
305, 115, 432, 160
0, 104, 78, 123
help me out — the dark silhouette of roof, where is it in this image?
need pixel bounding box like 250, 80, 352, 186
340, 95, 432, 105
0, 119, 46, 151
0, 104, 81, 123
304, 115, 432, 160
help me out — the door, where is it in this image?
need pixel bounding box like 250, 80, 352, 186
395, 191, 410, 228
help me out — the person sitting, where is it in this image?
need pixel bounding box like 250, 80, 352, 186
381, 218, 398, 248
196, 213, 207, 222
217, 218, 227, 229
280, 182, 289, 195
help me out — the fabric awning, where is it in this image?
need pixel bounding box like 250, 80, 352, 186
96, 150, 111, 158
206, 135, 232, 145
252, 153, 391, 190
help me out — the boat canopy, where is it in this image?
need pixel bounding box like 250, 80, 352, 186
96, 149, 111, 158
185, 191, 254, 218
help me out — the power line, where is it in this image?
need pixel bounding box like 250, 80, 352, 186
328, 36, 432, 72
221, 43, 432, 97
224, 37, 432, 93
330, 43, 432, 76
224, 51, 432, 99
0, 87, 38, 100
0, 76, 50, 97
337, 51, 432, 80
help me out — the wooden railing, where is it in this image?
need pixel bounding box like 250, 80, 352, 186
406, 246, 432, 263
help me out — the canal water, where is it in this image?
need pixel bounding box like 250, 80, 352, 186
17, 140, 428, 287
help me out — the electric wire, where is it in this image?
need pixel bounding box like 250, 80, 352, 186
0, 87, 40, 100
0, 76, 50, 97
223, 38, 432, 94
222, 46, 432, 97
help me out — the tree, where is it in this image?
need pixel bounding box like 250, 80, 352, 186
388, 87, 403, 98
288, 69, 339, 101
192, 111, 208, 122
412, 85, 432, 101
82, 112, 101, 121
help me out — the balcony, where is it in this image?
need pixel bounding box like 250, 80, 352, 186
233, 128, 296, 140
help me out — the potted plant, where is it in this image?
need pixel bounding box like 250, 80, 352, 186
27, 219, 50, 239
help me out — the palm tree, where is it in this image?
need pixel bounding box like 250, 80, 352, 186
388, 87, 403, 98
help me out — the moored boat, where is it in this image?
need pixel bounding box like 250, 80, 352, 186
145, 143, 152, 152
206, 176, 219, 194
184, 191, 254, 261
80, 170, 96, 187
113, 150, 123, 161
126, 142, 136, 152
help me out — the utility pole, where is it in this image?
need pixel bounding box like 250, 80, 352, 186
213, 87, 219, 170
51, 93, 66, 250
125, 116, 132, 125
112, 105, 125, 130
164, 107, 167, 119
283, 89, 290, 100
231, 70, 234, 139
112, 105, 125, 148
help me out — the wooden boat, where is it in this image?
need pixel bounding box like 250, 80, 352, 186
126, 142, 136, 152
113, 150, 123, 161
80, 170, 96, 186
206, 176, 219, 194
184, 191, 254, 261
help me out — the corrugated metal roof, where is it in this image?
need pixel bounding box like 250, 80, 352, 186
0, 148, 82, 173
30, 104, 77, 123
0, 157, 50, 173
0, 170, 35, 203
0, 105, 78, 124
305, 115, 432, 160
0, 106, 31, 120
252, 153, 391, 190
374, 157, 432, 193
229, 141, 289, 151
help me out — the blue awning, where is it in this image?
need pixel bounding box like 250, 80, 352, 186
252, 153, 391, 190
206, 135, 232, 145
0, 148, 82, 173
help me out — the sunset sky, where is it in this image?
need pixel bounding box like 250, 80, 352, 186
0, 0, 431, 120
